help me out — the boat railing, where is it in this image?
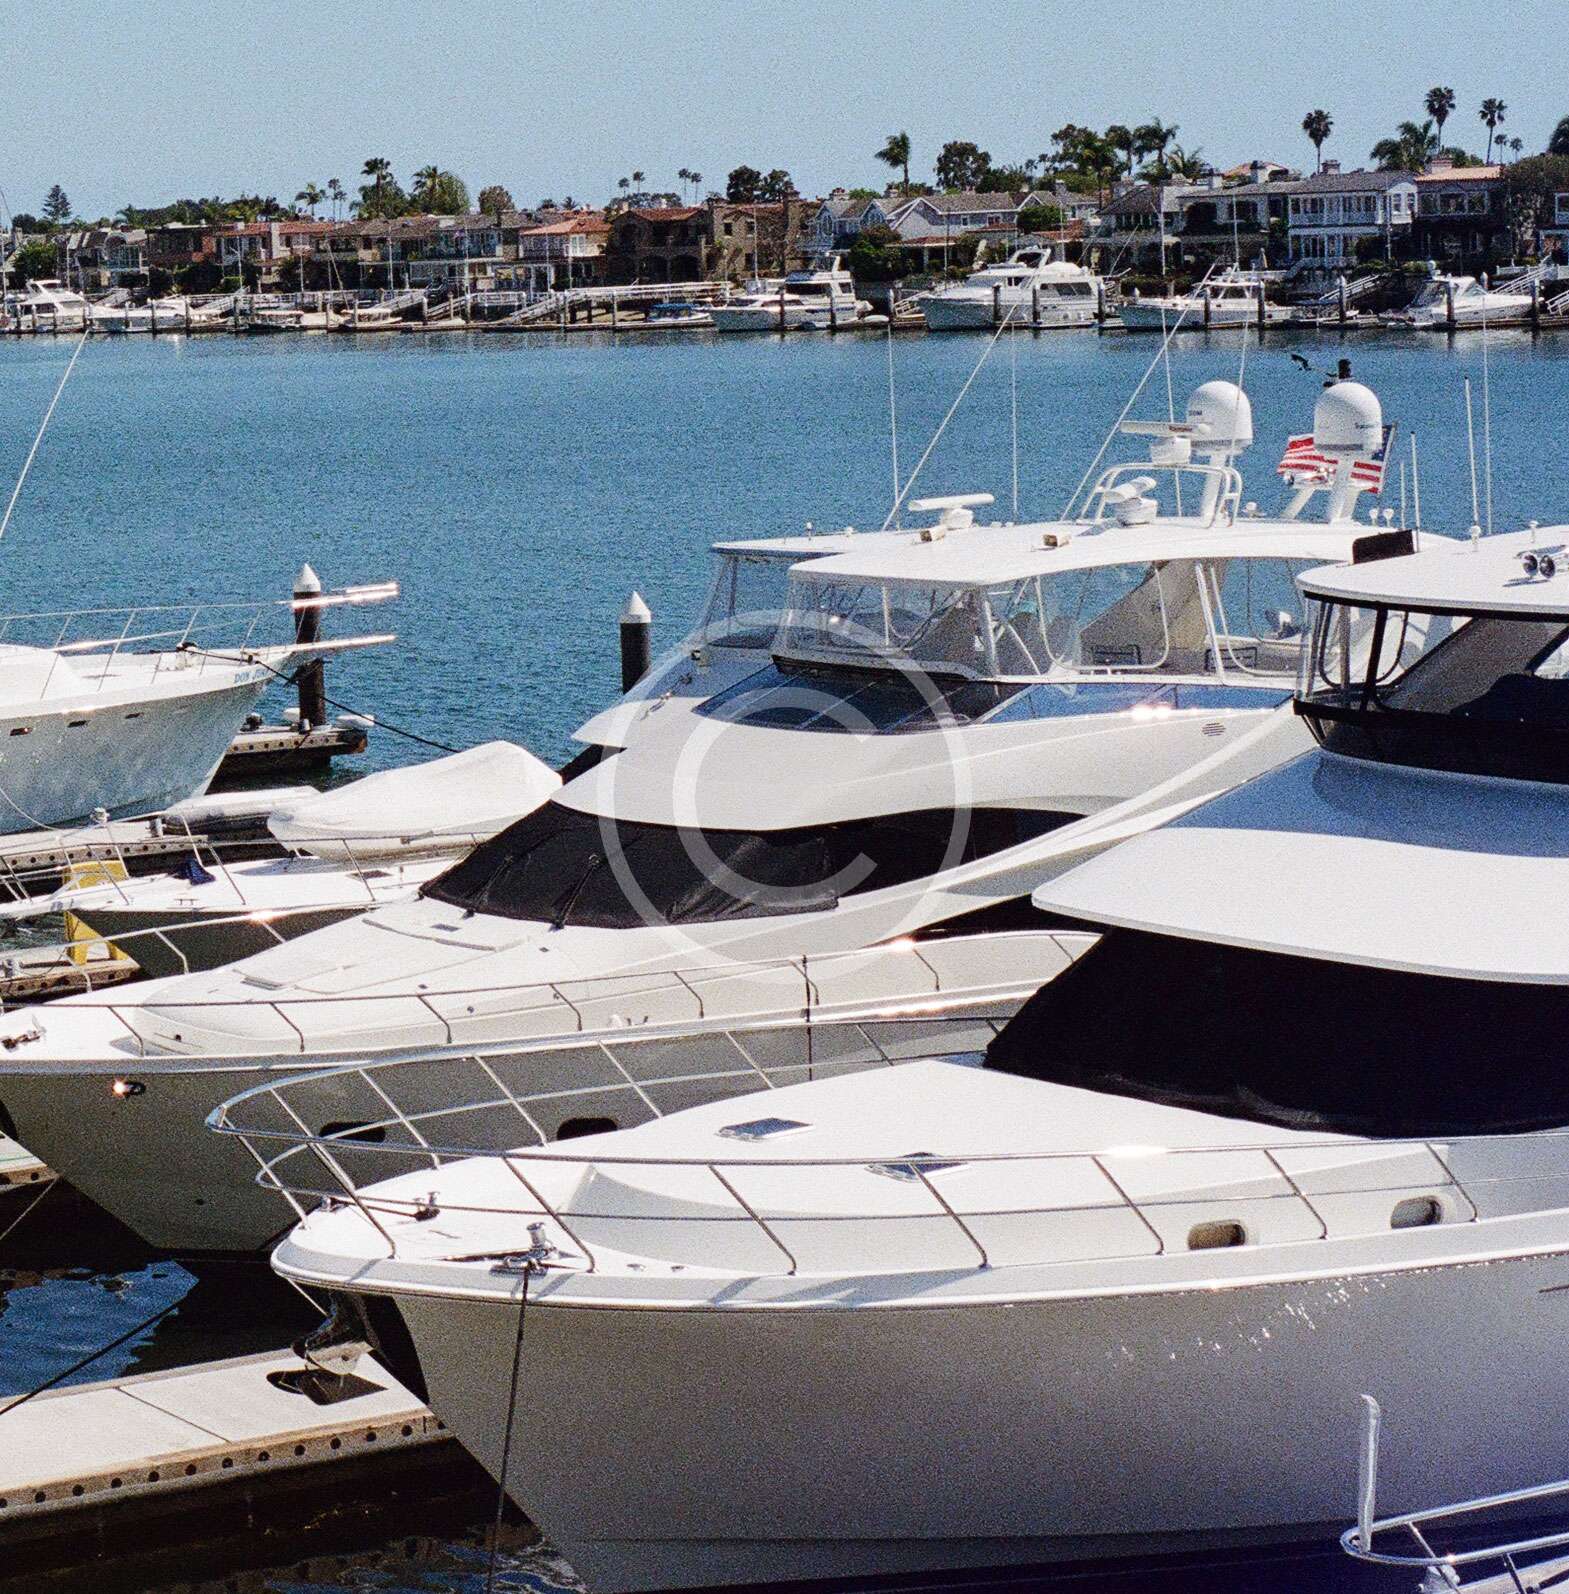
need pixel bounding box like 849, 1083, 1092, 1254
1342, 1395, 1569, 1586
209, 1065, 1569, 1275
91, 927, 1076, 1059
1079, 459, 1244, 526
0, 580, 397, 692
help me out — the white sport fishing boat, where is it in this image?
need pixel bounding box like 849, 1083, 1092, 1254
1384, 272, 1532, 328
5, 280, 89, 331
710, 257, 868, 331
918, 245, 1100, 330
0, 375, 1403, 1254
1117, 267, 1276, 331
14, 742, 560, 977
272, 513, 1569, 1594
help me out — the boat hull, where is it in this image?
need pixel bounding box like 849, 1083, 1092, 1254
395, 1247, 1569, 1591
0, 674, 269, 833
921, 295, 1095, 331
1117, 301, 1260, 330
0, 1002, 1021, 1252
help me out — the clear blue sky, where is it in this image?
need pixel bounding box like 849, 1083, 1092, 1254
7, 0, 1564, 219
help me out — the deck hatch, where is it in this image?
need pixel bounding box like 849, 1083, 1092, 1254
717, 1117, 811, 1142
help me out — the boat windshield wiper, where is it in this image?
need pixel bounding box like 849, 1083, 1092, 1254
548, 851, 602, 930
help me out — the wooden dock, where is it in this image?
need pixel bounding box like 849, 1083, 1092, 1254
0, 1350, 495, 1592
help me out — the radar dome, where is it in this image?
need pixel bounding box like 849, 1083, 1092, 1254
1184, 381, 1253, 452
1314, 381, 1383, 456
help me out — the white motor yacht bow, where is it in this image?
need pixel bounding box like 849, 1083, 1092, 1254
270, 521, 1569, 1592
0, 376, 1414, 1252
1117, 267, 1277, 331
710, 257, 869, 331
1384, 273, 1533, 328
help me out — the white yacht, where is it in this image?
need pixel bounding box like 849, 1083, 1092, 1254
92, 297, 190, 334
0, 579, 392, 834
710, 257, 868, 331
1117, 267, 1276, 331
273, 521, 1569, 1593
6, 280, 90, 331
1384, 273, 1533, 328
19, 741, 560, 977
0, 376, 1403, 1253
918, 245, 1100, 330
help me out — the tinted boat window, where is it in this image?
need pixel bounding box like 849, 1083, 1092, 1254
697, 664, 1024, 734
426, 801, 1072, 928
987, 928, 1569, 1136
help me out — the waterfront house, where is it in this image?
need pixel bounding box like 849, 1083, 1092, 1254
1412, 161, 1508, 266
206, 219, 337, 284
606, 205, 706, 283
708, 200, 809, 279
57, 227, 147, 290
145, 223, 211, 276
507, 213, 610, 291
808, 194, 892, 249
1286, 164, 1417, 266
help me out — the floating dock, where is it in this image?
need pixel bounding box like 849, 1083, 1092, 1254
0, 1349, 493, 1592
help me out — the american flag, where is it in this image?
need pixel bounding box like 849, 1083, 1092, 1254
1277, 424, 1393, 494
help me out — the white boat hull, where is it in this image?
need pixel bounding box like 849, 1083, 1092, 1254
921, 294, 1095, 331
395, 1246, 1569, 1591
1117, 301, 1261, 330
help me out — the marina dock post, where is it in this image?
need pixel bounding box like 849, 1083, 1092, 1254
1339, 276, 1348, 327
1446, 278, 1457, 330
993, 285, 1002, 327
1032, 284, 1041, 326
620, 591, 652, 689
293, 563, 327, 730
1533, 279, 1542, 329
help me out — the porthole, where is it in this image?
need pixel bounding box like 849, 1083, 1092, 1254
1187, 1219, 1247, 1251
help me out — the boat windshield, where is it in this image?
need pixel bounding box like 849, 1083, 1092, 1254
1296, 596, 1569, 781
987, 927, 1569, 1136
699, 552, 801, 650
777, 558, 1311, 680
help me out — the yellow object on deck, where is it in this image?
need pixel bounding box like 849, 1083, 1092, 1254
63, 859, 130, 964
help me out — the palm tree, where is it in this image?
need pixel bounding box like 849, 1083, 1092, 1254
361, 156, 393, 213
677, 166, 692, 201
875, 131, 912, 194
631, 170, 646, 198
1134, 120, 1179, 181
1165, 143, 1208, 181
1371, 119, 1439, 172
413, 165, 441, 206
1480, 98, 1508, 163
1509, 136, 1524, 160
326, 178, 345, 220
295, 183, 324, 217
1425, 86, 1456, 143
1105, 124, 1137, 177
1301, 109, 1334, 172
690, 171, 703, 200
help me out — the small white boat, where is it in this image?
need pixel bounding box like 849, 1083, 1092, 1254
1384, 273, 1533, 327
711, 256, 869, 331
244, 303, 305, 334
643, 300, 713, 329
919, 246, 1101, 330
1117, 267, 1276, 330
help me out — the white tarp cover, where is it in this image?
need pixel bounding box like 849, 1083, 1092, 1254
268, 741, 560, 860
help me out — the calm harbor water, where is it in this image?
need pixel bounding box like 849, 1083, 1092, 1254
0, 321, 1560, 1592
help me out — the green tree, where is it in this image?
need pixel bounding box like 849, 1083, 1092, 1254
876, 131, 912, 194
295, 182, 324, 217
1301, 109, 1334, 173
758, 169, 796, 200
478, 184, 515, 219
326, 178, 346, 219
1371, 119, 1438, 171
846, 222, 903, 281
1480, 98, 1508, 163
1105, 124, 1137, 177
413, 170, 468, 213
42, 184, 70, 224
1425, 86, 1456, 142
361, 156, 394, 214
1550, 117, 1569, 157
1505, 154, 1569, 253
10, 239, 57, 283
1016, 202, 1064, 233
934, 140, 992, 192
1133, 120, 1179, 180
726, 165, 762, 201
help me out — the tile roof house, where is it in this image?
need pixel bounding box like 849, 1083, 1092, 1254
1412, 162, 1509, 263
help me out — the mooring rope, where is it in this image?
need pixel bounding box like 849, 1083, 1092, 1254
485, 1266, 533, 1593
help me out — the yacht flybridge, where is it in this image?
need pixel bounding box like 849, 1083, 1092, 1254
0, 375, 1411, 1253
1117, 266, 1278, 331
918, 245, 1101, 330
267, 522, 1569, 1593
710, 257, 870, 331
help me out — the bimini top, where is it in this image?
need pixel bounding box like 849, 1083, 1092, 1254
1299, 526, 1569, 615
